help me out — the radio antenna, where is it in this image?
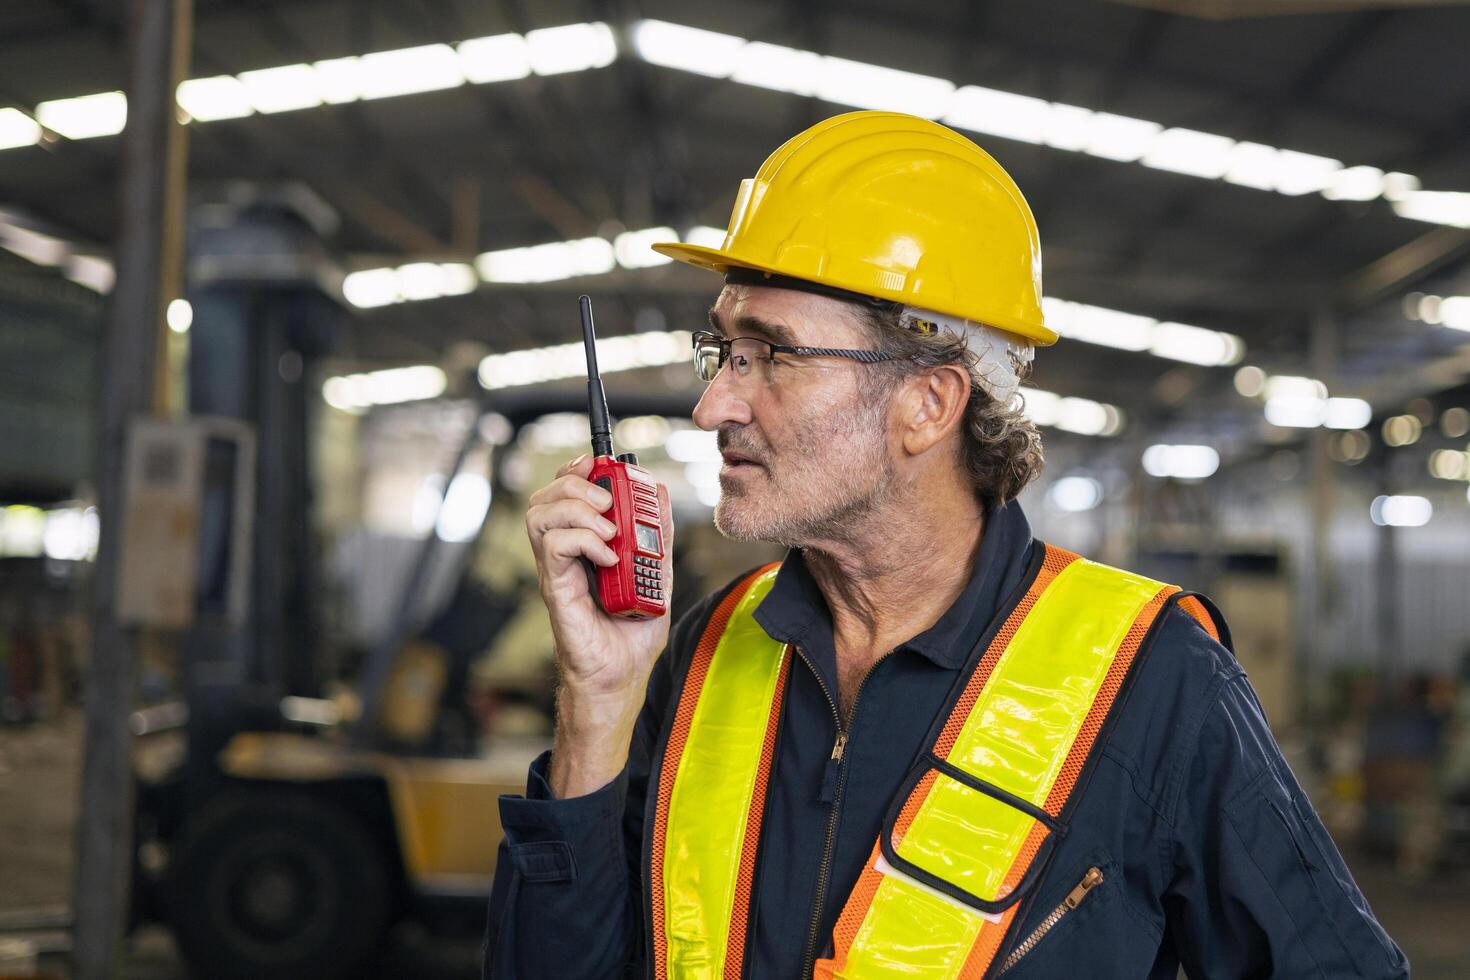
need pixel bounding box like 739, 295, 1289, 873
580, 295, 615, 458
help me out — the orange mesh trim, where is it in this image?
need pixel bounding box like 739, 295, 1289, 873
814, 841, 886, 979
957, 911, 1016, 980
650, 564, 779, 980
892, 769, 939, 845
724, 651, 790, 980
1175, 594, 1219, 643
933, 545, 1078, 758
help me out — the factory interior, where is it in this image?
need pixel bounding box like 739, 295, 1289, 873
1, 0, 1469, 976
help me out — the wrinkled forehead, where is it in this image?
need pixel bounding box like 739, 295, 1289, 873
708, 283, 870, 348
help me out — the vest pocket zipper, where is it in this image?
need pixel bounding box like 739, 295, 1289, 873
996, 866, 1104, 974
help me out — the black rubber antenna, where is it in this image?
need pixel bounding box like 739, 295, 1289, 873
580, 295, 614, 458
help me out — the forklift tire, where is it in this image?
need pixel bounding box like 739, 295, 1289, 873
168, 791, 393, 980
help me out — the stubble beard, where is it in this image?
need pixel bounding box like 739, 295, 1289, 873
713, 394, 897, 549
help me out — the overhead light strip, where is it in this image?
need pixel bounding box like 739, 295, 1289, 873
344, 224, 1245, 368
627, 19, 1468, 229
6, 18, 1462, 229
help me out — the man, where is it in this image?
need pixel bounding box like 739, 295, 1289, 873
484, 112, 1407, 978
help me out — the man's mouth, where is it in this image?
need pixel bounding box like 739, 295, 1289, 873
720, 451, 764, 470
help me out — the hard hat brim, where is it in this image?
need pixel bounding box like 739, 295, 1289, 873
650, 240, 1058, 346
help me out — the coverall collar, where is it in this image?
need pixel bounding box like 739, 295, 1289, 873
752, 500, 1035, 674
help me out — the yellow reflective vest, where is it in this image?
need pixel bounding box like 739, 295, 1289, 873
647, 544, 1223, 979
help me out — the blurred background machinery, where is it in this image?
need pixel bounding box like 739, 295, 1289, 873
1, 0, 1469, 976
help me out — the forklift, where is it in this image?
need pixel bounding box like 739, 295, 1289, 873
129, 386, 697, 980
125, 180, 702, 980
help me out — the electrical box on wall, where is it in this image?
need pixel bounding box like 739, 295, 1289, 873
117, 417, 256, 629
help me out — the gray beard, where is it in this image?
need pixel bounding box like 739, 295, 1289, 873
714, 437, 898, 549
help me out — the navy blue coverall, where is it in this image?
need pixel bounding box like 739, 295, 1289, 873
484, 502, 1408, 978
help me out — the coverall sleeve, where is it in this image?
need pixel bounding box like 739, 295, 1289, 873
482, 590, 722, 980
1165, 670, 1410, 979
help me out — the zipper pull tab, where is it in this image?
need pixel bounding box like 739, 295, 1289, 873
830, 730, 848, 762
1063, 867, 1104, 909
818, 731, 848, 804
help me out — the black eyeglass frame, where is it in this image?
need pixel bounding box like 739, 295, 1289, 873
691, 330, 904, 382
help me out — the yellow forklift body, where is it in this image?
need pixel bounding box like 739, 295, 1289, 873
219, 732, 535, 890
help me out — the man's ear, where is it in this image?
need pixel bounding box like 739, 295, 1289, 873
898, 365, 971, 456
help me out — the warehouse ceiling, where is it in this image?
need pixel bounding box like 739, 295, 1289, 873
1, 0, 1469, 498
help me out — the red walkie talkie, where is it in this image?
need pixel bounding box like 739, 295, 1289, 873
579, 295, 668, 620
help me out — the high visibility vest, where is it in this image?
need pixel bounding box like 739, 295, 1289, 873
646, 544, 1225, 979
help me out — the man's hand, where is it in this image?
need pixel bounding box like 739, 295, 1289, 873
525, 454, 675, 798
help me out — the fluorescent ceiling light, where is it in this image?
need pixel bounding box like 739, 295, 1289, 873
1393, 190, 1470, 229
1150, 321, 1243, 366
476, 330, 694, 389
0, 223, 69, 265
944, 86, 1049, 145
322, 364, 446, 412
630, 20, 743, 77
1142, 444, 1219, 479
1439, 296, 1470, 332
237, 64, 323, 114
176, 76, 254, 121
1323, 397, 1371, 430
1078, 112, 1161, 163
1274, 150, 1343, 197
355, 44, 465, 100
1038, 104, 1095, 152
36, 91, 126, 139
816, 56, 953, 117
342, 263, 476, 307
1264, 395, 1326, 428
731, 42, 821, 96
1042, 298, 1153, 351
342, 268, 399, 308
312, 57, 365, 104
476, 237, 615, 283
1020, 388, 1124, 437
65, 254, 114, 292
1381, 172, 1421, 202
1263, 374, 1327, 400
683, 226, 727, 249
458, 34, 533, 83
1142, 128, 1236, 179
397, 261, 477, 301
614, 227, 677, 268
1370, 494, 1431, 528
0, 108, 42, 149
1222, 141, 1279, 192
166, 298, 193, 333
1047, 476, 1103, 512
1321, 165, 1386, 202
525, 22, 616, 75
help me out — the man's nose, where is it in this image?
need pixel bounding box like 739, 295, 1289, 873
692, 370, 753, 432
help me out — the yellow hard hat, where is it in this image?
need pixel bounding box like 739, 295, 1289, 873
653, 110, 1054, 345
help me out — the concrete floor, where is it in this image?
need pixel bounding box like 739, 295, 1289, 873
2, 711, 1466, 978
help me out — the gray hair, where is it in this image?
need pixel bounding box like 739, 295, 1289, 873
850, 304, 1046, 506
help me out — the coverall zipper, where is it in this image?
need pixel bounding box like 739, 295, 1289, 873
996, 866, 1104, 974
796, 644, 896, 978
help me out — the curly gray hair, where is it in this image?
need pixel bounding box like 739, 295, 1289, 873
850, 304, 1046, 506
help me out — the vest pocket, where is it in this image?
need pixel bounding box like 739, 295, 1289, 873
995, 858, 1122, 977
